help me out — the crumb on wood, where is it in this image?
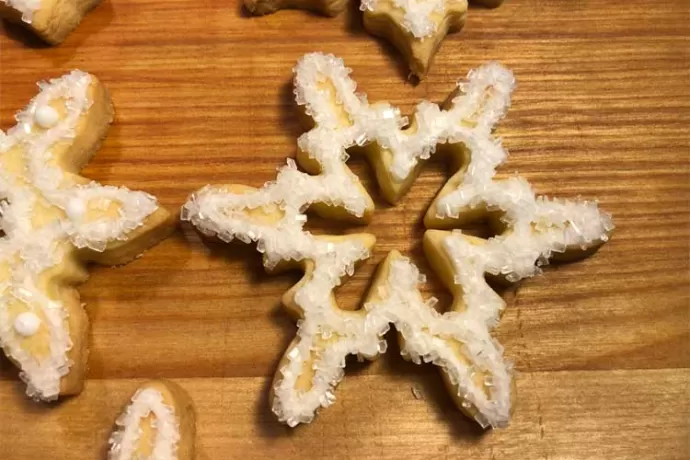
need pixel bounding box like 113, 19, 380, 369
411, 384, 424, 400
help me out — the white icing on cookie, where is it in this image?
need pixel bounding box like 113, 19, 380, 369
360, 0, 449, 38
108, 387, 181, 460
183, 53, 612, 428
423, 63, 612, 323
368, 254, 511, 427
284, 53, 614, 287
441, 195, 612, 328
0, 71, 160, 401
2, 0, 41, 22
281, 53, 515, 184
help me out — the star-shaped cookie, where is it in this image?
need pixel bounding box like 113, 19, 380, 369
0, 71, 174, 401
361, 0, 468, 77
183, 53, 612, 428
243, 0, 505, 78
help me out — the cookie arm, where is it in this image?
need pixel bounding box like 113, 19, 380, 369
82, 207, 176, 266
0, 71, 172, 401
108, 380, 196, 460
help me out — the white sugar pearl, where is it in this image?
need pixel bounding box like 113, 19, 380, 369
14, 312, 41, 337
66, 198, 87, 220
34, 105, 60, 129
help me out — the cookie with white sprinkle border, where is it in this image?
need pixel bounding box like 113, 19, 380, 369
242, 0, 504, 78
0, 71, 175, 401
362, 0, 505, 77
108, 380, 196, 460
361, 0, 468, 77
182, 52, 612, 428
0, 0, 103, 44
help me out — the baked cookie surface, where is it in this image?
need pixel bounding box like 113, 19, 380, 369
108, 380, 196, 460
0, 71, 174, 401
242, 0, 505, 78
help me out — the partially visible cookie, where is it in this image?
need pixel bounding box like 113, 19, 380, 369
108, 380, 196, 460
244, 0, 347, 16
241, 0, 505, 78
0, 0, 102, 44
361, 0, 468, 77
0, 71, 174, 402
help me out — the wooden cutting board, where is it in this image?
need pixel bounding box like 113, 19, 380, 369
1, 0, 688, 458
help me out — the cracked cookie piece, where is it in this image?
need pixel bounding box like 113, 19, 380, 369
0, 0, 102, 44
0, 71, 174, 401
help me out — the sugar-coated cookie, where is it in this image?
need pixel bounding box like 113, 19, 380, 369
182, 52, 612, 428
0, 0, 102, 44
0, 71, 174, 401
361, 0, 468, 77
242, 0, 505, 78
108, 380, 196, 460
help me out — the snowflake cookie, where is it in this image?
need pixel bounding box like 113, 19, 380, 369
108, 380, 196, 460
0, 0, 102, 44
0, 71, 174, 401
243, 0, 504, 78
182, 52, 613, 428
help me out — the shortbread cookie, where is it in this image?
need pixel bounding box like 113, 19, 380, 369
0, 71, 174, 401
0, 0, 102, 44
242, 0, 504, 78
182, 52, 612, 428
369, 250, 516, 427
361, 0, 468, 77
108, 380, 196, 460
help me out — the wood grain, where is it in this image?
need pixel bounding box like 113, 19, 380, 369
1, 0, 688, 458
